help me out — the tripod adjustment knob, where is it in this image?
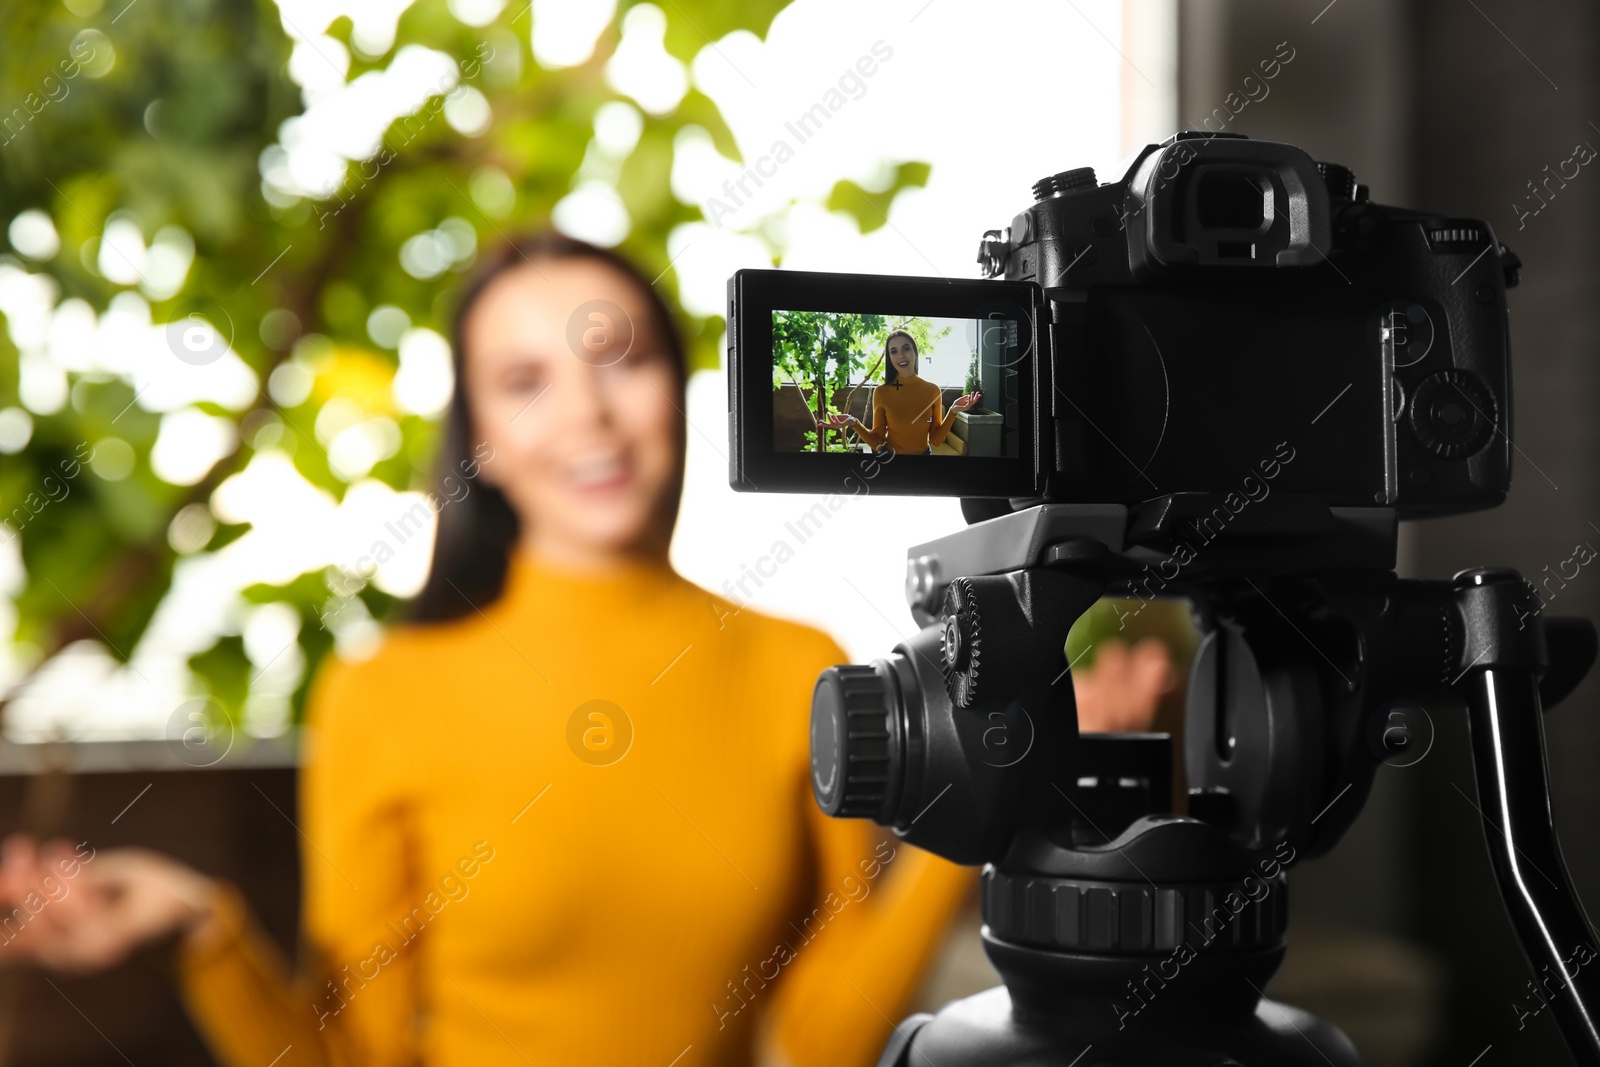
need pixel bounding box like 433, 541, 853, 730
811, 664, 898, 819
985, 869, 1289, 954
943, 577, 988, 708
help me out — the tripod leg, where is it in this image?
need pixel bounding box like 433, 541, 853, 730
1463, 665, 1600, 1065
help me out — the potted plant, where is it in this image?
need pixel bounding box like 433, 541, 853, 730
955, 347, 1006, 454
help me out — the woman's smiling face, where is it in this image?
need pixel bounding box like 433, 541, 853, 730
462, 257, 684, 565
887, 333, 917, 374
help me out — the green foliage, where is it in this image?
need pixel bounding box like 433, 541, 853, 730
772, 308, 884, 452
801, 429, 855, 454
824, 161, 931, 234
772, 309, 887, 393
189, 634, 251, 726
0, 0, 832, 735
656, 1, 790, 66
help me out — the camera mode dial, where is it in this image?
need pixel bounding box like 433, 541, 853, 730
1032, 167, 1097, 202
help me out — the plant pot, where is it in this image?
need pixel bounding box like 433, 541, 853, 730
955, 408, 1004, 456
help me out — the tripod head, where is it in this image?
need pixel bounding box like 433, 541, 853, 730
810, 498, 1600, 1065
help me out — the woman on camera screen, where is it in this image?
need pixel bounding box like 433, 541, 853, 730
0, 233, 976, 1067
818, 330, 981, 454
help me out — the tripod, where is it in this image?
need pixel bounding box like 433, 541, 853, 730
810, 496, 1600, 1066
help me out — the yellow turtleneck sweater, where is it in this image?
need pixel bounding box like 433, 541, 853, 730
848, 374, 956, 454
175, 551, 974, 1067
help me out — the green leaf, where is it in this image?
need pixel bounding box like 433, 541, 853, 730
189, 635, 251, 725
653, 0, 792, 62
824, 161, 932, 233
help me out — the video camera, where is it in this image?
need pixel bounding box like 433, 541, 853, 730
727, 134, 1600, 1067
730, 131, 1515, 516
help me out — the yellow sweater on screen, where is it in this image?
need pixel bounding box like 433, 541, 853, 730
848, 374, 956, 454
175, 550, 974, 1067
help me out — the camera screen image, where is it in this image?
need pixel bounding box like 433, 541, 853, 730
770, 310, 1024, 459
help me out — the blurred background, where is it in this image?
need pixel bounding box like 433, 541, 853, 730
0, 0, 1596, 1063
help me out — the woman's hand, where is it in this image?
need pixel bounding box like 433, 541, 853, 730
816, 412, 856, 429
1072, 637, 1175, 734
950, 391, 982, 414
0, 835, 218, 974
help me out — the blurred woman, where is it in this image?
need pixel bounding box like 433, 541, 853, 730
819, 330, 981, 454
0, 233, 975, 1067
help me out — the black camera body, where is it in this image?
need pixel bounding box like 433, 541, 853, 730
729, 132, 1519, 520
984, 132, 1516, 517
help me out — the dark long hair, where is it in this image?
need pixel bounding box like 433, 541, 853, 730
407, 231, 688, 623
882, 329, 918, 386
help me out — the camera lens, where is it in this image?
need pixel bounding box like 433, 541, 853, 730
1197, 171, 1267, 230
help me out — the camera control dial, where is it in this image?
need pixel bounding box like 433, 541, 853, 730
1410, 369, 1497, 458
1032, 166, 1097, 202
